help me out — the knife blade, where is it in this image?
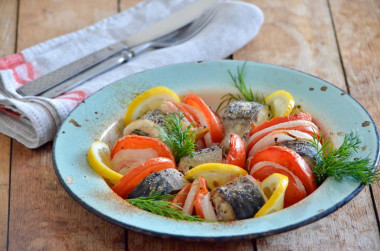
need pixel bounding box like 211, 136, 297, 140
17, 0, 218, 97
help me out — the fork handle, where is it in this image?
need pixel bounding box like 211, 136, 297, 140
16, 42, 127, 97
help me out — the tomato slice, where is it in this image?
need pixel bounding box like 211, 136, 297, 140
250, 163, 307, 207
250, 113, 312, 136
247, 124, 318, 155
225, 133, 246, 169
112, 157, 175, 199
194, 177, 208, 219
169, 101, 198, 125
172, 184, 192, 209
184, 93, 223, 144
249, 146, 317, 194
110, 135, 175, 162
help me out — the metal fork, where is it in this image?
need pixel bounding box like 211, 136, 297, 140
17, 8, 216, 99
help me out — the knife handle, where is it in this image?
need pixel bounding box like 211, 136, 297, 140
16, 42, 127, 97
39, 49, 133, 98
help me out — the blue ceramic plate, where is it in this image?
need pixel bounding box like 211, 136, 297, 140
53, 60, 379, 240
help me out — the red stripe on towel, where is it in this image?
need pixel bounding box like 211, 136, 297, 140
0, 53, 26, 70
0, 105, 21, 118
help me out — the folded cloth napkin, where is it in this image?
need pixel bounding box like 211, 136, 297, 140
0, 0, 263, 148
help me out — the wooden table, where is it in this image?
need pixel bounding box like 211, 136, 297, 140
1, 0, 379, 250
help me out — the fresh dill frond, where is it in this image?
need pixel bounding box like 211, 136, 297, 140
159, 111, 196, 163
126, 192, 204, 222
310, 132, 379, 185
217, 62, 265, 112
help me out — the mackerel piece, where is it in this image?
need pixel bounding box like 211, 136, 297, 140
210, 176, 265, 221
277, 140, 319, 168
178, 146, 223, 174
128, 168, 187, 199
141, 109, 168, 126
221, 101, 271, 150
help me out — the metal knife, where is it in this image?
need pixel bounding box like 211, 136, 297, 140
17, 0, 217, 97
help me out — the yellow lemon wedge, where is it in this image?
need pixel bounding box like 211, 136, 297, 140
254, 173, 289, 217
265, 90, 295, 117
184, 163, 248, 190
124, 86, 180, 125
87, 141, 122, 184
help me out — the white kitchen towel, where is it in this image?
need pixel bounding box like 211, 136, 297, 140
0, 0, 263, 148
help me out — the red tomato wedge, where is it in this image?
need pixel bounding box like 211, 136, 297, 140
250, 113, 312, 136
110, 135, 175, 162
247, 124, 318, 155
172, 184, 192, 209
184, 93, 224, 144
225, 133, 246, 169
250, 161, 307, 207
112, 157, 175, 199
169, 101, 198, 125
180, 103, 211, 147
249, 146, 317, 194
194, 177, 208, 219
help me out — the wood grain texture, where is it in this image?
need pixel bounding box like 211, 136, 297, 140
235, 0, 345, 88
0, 0, 17, 250
0, 134, 11, 251
17, 0, 118, 50
119, 0, 142, 11
329, 0, 380, 222
235, 0, 380, 249
127, 232, 253, 251
7, 1, 125, 250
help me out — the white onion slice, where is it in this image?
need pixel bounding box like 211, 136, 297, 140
250, 161, 306, 195
123, 119, 161, 138
160, 100, 177, 113
248, 130, 314, 158
247, 120, 319, 147
111, 148, 158, 174
182, 178, 200, 215
200, 193, 218, 221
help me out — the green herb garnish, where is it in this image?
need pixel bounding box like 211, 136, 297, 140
217, 62, 265, 112
159, 111, 196, 163
311, 132, 379, 185
126, 192, 204, 222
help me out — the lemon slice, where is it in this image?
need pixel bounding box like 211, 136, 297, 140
87, 141, 123, 184
265, 90, 295, 117
184, 163, 248, 190
254, 173, 289, 217
124, 86, 180, 125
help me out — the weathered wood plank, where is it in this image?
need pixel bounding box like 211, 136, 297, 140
8, 1, 125, 250
235, 0, 380, 249
0, 0, 17, 250
127, 233, 253, 251
17, 0, 118, 49
329, 0, 380, 225
235, 0, 345, 87
119, 0, 142, 11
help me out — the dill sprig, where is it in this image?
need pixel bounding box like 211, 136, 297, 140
126, 192, 204, 222
310, 132, 379, 185
159, 111, 196, 163
217, 62, 265, 112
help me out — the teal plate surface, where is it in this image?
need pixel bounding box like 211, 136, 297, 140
53, 60, 379, 240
